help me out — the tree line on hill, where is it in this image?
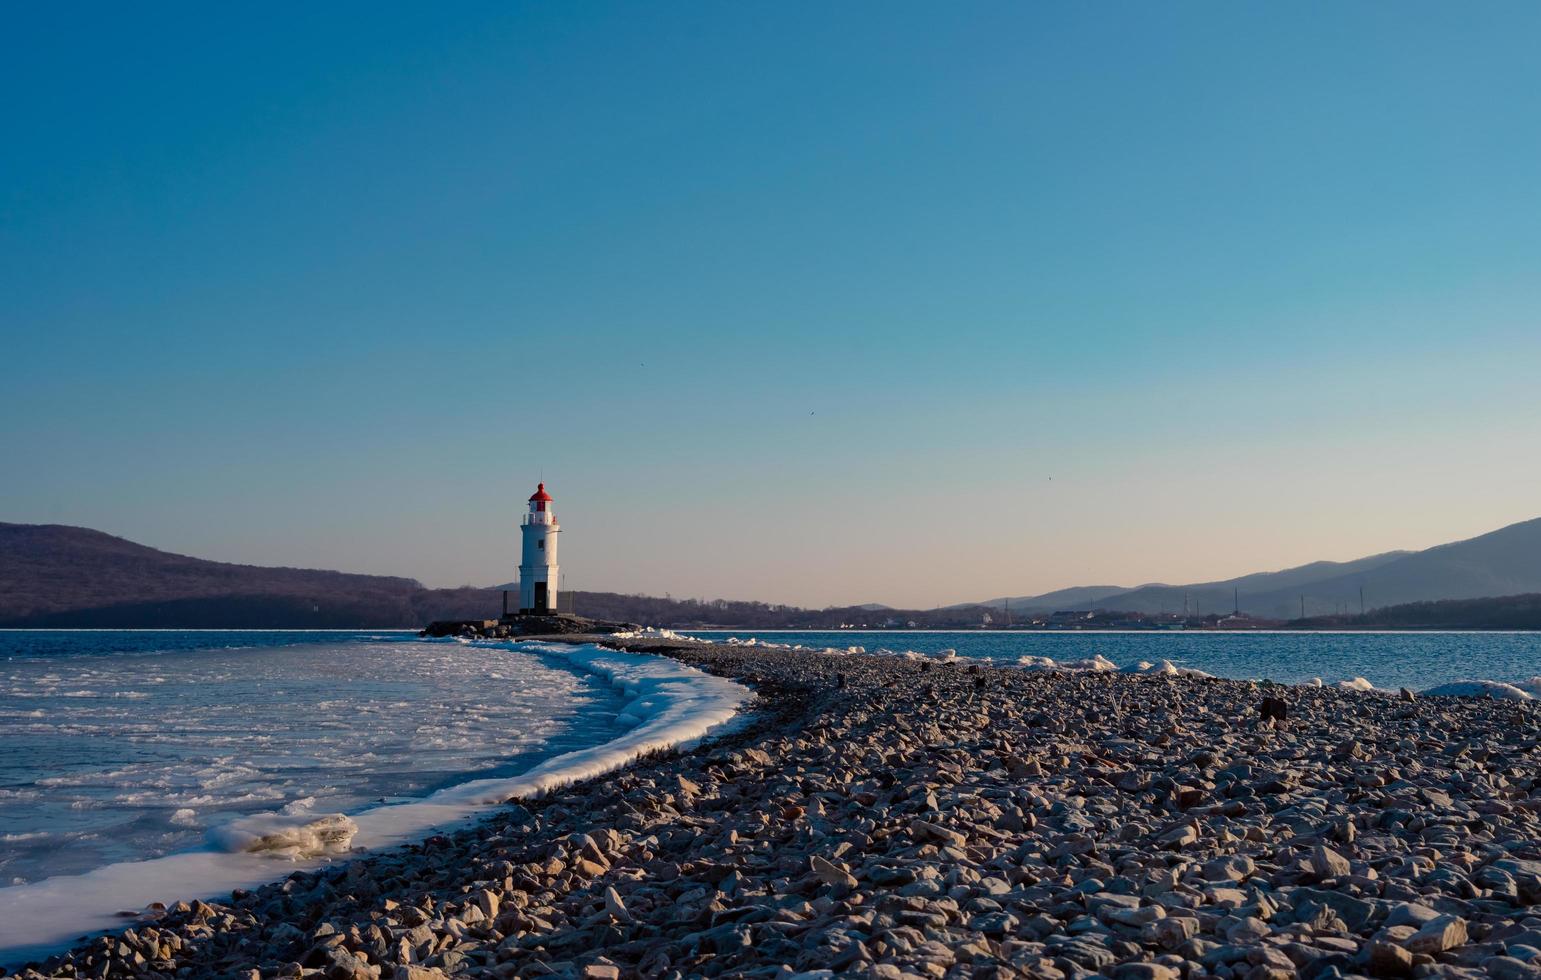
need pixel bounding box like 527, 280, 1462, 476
1294, 593, 1541, 631
558, 592, 1006, 630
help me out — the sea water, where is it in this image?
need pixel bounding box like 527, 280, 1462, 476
0, 631, 631, 886
686, 629, 1541, 692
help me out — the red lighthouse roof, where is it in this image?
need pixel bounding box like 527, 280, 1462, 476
528, 482, 553, 502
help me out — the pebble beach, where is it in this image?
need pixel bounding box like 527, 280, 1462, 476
14, 635, 1541, 980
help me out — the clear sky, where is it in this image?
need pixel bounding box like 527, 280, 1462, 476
4, 3, 1540, 609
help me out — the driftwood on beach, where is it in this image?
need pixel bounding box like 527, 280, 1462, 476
16, 635, 1541, 979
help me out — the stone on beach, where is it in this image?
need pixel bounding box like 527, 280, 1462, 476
1308, 843, 1352, 878
1404, 914, 1469, 955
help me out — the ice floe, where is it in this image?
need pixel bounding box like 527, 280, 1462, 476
0, 642, 748, 963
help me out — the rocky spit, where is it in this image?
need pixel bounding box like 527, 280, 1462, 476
12, 637, 1541, 980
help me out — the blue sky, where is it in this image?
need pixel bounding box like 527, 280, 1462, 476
4, 3, 1540, 607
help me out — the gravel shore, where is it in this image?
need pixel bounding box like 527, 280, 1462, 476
14, 638, 1541, 980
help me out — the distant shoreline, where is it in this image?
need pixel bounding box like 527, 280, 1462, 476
683, 625, 1541, 634
5, 624, 1541, 633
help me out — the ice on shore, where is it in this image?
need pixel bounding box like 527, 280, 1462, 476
0, 637, 604, 886
210, 799, 358, 858
1334, 677, 1377, 692
704, 633, 1539, 700
1062, 654, 1118, 672
1015, 655, 1058, 668
214, 642, 749, 850
1005, 653, 1213, 678
829, 646, 1215, 678
610, 627, 690, 641
1421, 679, 1533, 700
1307, 675, 1541, 699
386, 642, 747, 812
0, 642, 748, 963
719, 636, 866, 657
1118, 659, 1214, 678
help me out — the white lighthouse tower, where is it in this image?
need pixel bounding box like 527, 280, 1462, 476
518, 483, 560, 614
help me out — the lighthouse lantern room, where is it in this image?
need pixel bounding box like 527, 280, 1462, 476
517, 483, 560, 614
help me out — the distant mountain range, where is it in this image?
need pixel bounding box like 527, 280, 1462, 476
4, 516, 1541, 628
977, 517, 1541, 619
0, 523, 456, 627
969, 585, 1131, 613
0, 524, 987, 629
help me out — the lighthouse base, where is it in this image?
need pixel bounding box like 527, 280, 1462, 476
502, 613, 585, 628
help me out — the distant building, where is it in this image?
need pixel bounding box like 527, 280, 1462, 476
1047, 610, 1095, 625
518, 483, 560, 614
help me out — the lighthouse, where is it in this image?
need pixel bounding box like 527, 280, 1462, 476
517, 483, 560, 614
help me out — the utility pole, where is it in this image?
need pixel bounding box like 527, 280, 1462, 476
1234, 587, 1239, 616
1300, 595, 1305, 619
1360, 585, 1365, 616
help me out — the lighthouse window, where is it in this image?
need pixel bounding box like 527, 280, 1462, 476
537, 540, 544, 549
